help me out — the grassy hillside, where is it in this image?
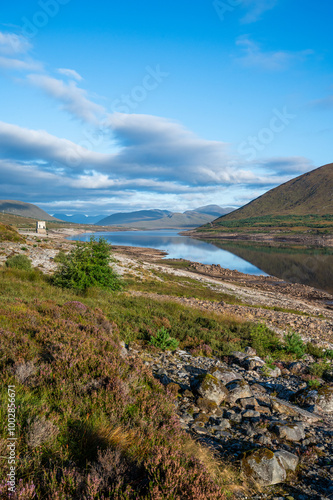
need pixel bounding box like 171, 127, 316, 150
216, 163, 333, 223
0, 222, 25, 243
0, 200, 60, 221
0, 262, 276, 497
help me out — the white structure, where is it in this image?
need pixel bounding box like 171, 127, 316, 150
36, 221, 46, 234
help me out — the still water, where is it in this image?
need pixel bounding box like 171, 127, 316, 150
69, 230, 333, 293
69, 230, 266, 276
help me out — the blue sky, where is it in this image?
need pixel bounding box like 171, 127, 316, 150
0, 0, 332, 215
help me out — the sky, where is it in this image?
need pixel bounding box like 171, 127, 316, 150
0, 0, 332, 215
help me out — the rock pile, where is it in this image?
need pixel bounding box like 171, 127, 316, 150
127, 344, 333, 499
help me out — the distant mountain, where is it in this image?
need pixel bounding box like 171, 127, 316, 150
214, 163, 333, 223
189, 205, 236, 217
96, 210, 171, 226
95, 207, 225, 229
53, 213, 106, 224
0, 200, 59, 221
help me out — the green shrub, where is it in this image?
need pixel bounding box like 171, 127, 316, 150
307, 379, 322, 389
53, 250, 67, 263
5, 254, 32, 271
283, 332, 305, 358
250, 323, 282, 357
149, 327, 179, 351
309, 362, 330, 378
306, 342, 325, 359
51, 237, 123, 292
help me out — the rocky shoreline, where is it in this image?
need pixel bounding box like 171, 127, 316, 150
183, 230, 333, 248
125, 342, 333, 499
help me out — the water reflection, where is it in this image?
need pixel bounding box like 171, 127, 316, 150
208, 240, 333, 294
69, 231, 333, 294
69, 230, 266, 276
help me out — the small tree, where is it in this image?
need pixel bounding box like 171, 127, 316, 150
51, 237, 123, 292
149, 327, 179, 351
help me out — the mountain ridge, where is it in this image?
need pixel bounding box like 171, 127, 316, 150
0, 200, 60, 221
215, 163, 333, 222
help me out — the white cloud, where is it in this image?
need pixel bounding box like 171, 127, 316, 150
240, 0, 278, 24
57, 68, 83, 81
26, 74, 105, 124
0, 121, 112, 169
0, 56, 42, 72
0, 31, 32, 55
235, 36, 313, 71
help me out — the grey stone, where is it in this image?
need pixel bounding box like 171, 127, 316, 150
210, 419, 231, 431
275, 450, 299, 471
191, 374, 229, 405
209, 366, 242, 385
270, 397, 321, 422
293, 385, 333, 413
191, 424, 208, 435
231, 351, 248, 364
273, 423, 305, 442
261, 366, 282, 378
242, 409, 261, 419
238, 397, 258, 409
226, 379, 253, 404
242, 448, 287, 486
242, 356, 265, 371
245, 347, 257, 356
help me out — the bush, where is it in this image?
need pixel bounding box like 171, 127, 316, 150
250, 323, 282, 358
51, 237, 123, 292
5, 254, 32, 271
284, 332, 305, 358
149, 327, 179, 351
309, 361, 330, 378
53, 250, 67, 263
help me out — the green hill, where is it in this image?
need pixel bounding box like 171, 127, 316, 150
217, 163, 333, 222
96, 207, 227, 229
0, 200, 60, 221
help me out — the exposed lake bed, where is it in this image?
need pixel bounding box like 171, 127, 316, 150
69, 229, 333, 295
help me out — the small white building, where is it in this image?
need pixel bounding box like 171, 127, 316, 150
36, 221, 46, 234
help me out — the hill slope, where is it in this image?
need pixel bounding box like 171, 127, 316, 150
216, 163, 333, 222
96, 209, 171, 226
0, 200, 59, 221
96, 208, 220, 229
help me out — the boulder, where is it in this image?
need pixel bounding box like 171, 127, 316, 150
242, 356, 266, 371
292, 384, 333, 413
260, 366, 281, 378
275, 450, 299, 472
226, 379, 253, 404
190, 374, 229, 405
245, 346, 257, 356
209, 366, 242, 384
316, 385, 333, 413
238, 397, 258, 409
272, 423, 305, 442
242, 448, 286, 486
230, 351, 248, 364
288, 361, 308, 375
270, 397, 321, 422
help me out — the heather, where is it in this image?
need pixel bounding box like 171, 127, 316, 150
0, 250, 322, 498
0, 267, 239, 499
